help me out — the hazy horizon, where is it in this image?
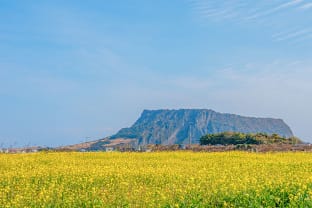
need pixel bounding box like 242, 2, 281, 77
1, 0, 312, 147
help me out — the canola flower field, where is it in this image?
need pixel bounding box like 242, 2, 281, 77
1, 152, 312, 207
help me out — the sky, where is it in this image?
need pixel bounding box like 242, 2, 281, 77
1, 0, 312, 147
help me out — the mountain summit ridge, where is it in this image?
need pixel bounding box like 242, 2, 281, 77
111, 109, 293, 145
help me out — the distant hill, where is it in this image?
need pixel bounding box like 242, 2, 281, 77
110, 109, 294, 145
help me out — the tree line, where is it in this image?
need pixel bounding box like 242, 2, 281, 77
200, 132, 302, 145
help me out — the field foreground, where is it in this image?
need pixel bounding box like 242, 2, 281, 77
1, 152, 312, 207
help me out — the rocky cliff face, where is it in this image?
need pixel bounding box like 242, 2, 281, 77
111, 109, 294, 145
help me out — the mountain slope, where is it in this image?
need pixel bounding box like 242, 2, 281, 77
111, 109, 293, 145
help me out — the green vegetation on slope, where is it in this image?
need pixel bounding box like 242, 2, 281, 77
200, 132, 302, 145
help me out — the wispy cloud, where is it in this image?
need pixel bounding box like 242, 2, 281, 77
188, 0, 311, 43
299, 2, 312, 10
246, 0, 303, 20
272, 29, 312, 42
189, 0, 304, 21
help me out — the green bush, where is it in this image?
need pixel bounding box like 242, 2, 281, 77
200, 132, 302, 145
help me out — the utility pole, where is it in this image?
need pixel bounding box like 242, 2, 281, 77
189, 125, 192, 145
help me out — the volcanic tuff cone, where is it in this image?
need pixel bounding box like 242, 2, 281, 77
111, 109, 293, 145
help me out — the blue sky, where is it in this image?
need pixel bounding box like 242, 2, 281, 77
1, 0, 312, 147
